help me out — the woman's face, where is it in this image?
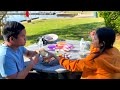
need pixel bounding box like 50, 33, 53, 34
92, 33, 100, 48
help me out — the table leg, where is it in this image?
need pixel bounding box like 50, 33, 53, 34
57, 73, 65, 79
67, 72, 82, 79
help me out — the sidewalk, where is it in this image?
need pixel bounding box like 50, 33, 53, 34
74, 13, 94, 18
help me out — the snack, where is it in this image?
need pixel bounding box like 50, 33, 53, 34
63, 44, 74, 51
40, 51, 48, 57
39, 49, 49, 57
56, 41, 66, 49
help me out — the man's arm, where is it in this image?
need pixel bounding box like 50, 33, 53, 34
6, 63, 33, 79
24, 50, 38, 58
6, 54, 39, 79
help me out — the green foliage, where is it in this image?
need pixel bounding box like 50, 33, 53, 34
98, 11, 120, 33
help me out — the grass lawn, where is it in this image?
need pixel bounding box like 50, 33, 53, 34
0, 17, 120, 50
23, 17, 105, 46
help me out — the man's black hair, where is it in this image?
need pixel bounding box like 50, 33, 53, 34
2, 21, 25, 41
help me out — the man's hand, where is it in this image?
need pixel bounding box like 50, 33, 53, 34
44, 51, 60, 61
29, 54, 39, 67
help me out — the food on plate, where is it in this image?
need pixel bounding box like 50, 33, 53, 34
56, 41, 67, 49
39, 48, 49, 57
63, 44, 74, 51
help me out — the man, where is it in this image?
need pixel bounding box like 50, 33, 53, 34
0, 21, 40, 79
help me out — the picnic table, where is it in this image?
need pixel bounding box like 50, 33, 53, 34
24, 39, 90, 79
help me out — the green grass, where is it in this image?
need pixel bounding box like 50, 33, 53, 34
22, 18, 105, 46
0, 17, 120, 50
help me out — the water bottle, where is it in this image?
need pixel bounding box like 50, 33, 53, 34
39, 48, 49, 63
38, 37, 43, 48
79, 38, 86, 52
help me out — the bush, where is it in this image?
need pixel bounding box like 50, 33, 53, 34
98, 11, 120, 33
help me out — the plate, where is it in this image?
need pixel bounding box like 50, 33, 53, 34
41, 59, 59, 66
42, 34, 58, 42
39, 55, 59, 66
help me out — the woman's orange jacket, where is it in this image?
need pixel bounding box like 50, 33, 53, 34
59, 46, 120, 79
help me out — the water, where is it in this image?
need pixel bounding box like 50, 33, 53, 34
2, 14, 72, 23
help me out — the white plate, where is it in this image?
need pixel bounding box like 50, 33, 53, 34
42, 34, 58, 42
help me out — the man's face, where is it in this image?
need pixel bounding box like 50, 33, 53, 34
13, 29, 26, 46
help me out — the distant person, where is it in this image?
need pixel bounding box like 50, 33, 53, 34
25, 11, 31, 23
0, 21, 42, 79
47, 27, 120, 79
81, 11, 83, 14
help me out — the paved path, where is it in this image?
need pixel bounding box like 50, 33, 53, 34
74, 13, 94, 18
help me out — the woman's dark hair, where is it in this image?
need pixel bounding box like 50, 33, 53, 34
2, 21, 25, 41
96, 27, 115, 49
92, 27, 116, 60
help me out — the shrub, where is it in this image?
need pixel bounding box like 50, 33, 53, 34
98, 11, 120, 33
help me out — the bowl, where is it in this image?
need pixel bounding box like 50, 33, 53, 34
42, 34, 58, 42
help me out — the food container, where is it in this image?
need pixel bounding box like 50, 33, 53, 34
63, 44, 74, 51
56, 41, 67, 49
48, 44, 56, 50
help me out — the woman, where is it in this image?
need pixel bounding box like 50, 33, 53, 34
48, 27, 120, 79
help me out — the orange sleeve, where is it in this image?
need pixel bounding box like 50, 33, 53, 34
59, 56, 85, 72
59, 53, 97, 72
58, 44, 100, 72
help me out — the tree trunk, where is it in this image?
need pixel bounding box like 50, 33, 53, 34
0, 11, 7, 36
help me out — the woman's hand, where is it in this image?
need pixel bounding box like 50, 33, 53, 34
90, 30, 96, 40
43, 51, 60, 61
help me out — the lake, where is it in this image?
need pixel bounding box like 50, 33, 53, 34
2, 14, 72, 23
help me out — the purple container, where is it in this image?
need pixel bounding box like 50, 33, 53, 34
48, 44, 56, 50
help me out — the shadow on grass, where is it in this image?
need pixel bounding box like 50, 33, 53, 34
0, 21, 105, 45
26, 21, 105, 44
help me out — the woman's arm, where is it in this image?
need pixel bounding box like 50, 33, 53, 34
59, 48, 99, 72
